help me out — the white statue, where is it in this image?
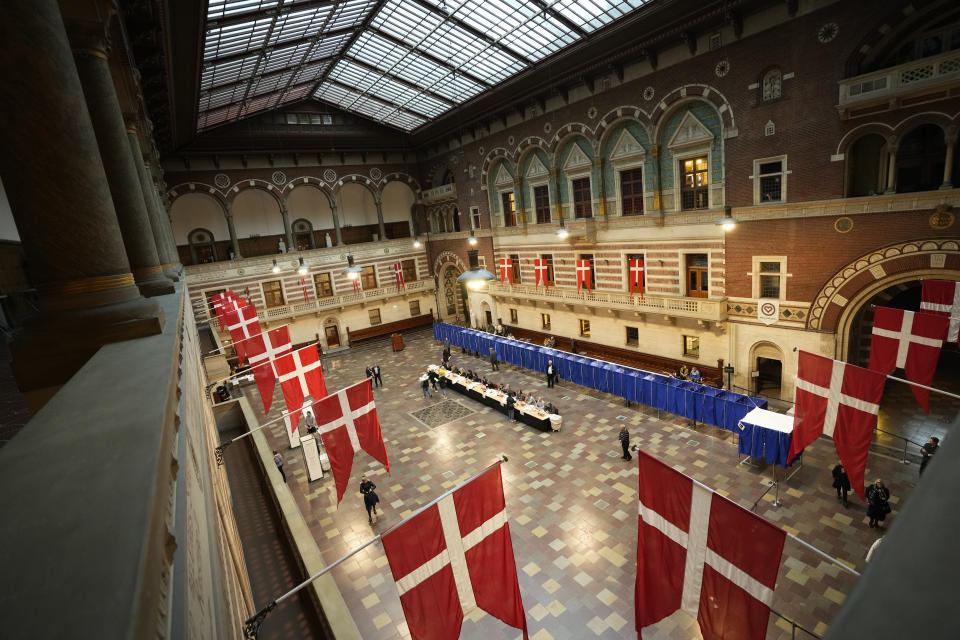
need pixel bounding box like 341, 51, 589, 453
277, 238, 286, 254
325, 232, 333, 248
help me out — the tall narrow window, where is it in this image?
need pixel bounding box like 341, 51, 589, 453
262, 280, 285, 308
619, 168, 644, 216
314, 272, 333, 298
533, 185, 551, 224
762, 68, 782, 102
501, 191, 517, 227
572, 177, 592, 218
541, 313, 551, 329
509, 253, 521, 283
541, 254, 555, 285
754, 158, 786, 203
400, 259, 417, 283
360, 265, 377, 290
758, 260, 786, 298
579, 319, 591, 337
680, 156, 709, 210
368, 309, 382, 325
509, 308, 518, 323
409, 300, 421, 316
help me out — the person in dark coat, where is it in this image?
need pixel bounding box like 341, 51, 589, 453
920, 436, 939, 476
832, 463, 851, 507
360, 476, 379, 524
365, 365, 373, 380
428, 369, 439, 390
489, 347, 499, 371
438, 374, 447, 397
506, 392, 516, 422
442, 346, 451, 366
372, 364, 383, 387
546, 360, 555, 388
866, 478, 891, 528
619, 425, 631, 461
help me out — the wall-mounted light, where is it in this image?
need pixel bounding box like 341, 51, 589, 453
297, 257, 308, 276
272, 259, 280, 274
468, 229, 478, 246
457, 249, 495, 290
555, 218, 569, 240
341, 254, 363, 280
413, 238, 422, 248
716, 205, 740, 232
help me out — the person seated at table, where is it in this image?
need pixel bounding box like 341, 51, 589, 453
549, 336, 557, 348
677, 365, 689, 380
495, 321, 504, 336
480, 376, 489, 387
546, 402, 559, 415
689, 367, 701, 383
507, 332, 515, 340
458, 367, 466, 377
536, 397, 546, 410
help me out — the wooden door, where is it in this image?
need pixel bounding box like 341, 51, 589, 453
687, 267, 708, 298
324, 324, 340, 349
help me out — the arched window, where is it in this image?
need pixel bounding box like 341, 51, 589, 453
188, 228, 218, 264
291, 218, 315, 251
762, 68, 782, 102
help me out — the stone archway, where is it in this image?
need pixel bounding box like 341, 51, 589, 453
748, 341, 785, 398
439, 264, 465, 322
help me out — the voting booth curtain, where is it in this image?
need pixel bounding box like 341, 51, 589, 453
433, 323, 767, 434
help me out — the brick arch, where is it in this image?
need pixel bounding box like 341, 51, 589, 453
807, 238, 960, 338
650, 85, 735, 142
332, 174, 380, 202
514, 136, 550, 161
594, 106, 653, 151
224, 179, 285, 209
479, 147, 513, 191
378, 171, 422, 195
835, 122, 896, 156
551, 130, 596, 170
433, 250, 467, 276
281, 177, 336, 207
167, 182, 229, 209
891, 111, 957, 139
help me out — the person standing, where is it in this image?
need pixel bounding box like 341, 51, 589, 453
546, 360, 555, 388
273, 450, 286, 482
442, 346, 451, 366
570, 339, 578, 355
303, 408, 317, 433
831, 463, 851, 507
420, 375, 432, 399
920, 436, 939, 476
489, 347, 499, 371
372, 363, 383, 388
866, 478, 891, 528
619, 425, 632, 461
438, 374, 447, 397
360, 476, 379, 524
506, 392, 516, 422
365, 365, 373, 381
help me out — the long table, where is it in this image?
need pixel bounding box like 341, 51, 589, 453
428, 365, 561, 432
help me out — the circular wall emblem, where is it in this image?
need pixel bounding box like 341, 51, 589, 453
271, 170, 286, 185
714, 60, 730, 78
507, 136, 515, 146
759, 301, 778, 317
834, 216, 854, 233
323, 169, 337, 182
370, 167, 382, 180
478, 146, 485, 156
586, 106, 598, 119
214, 173, 230, 188
543, 122, 552, 134
818, 22, 839, 44
643, 87, 655, 101
930, 207, 955, 230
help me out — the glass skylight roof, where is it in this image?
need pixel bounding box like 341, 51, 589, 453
198, 0, 652, 132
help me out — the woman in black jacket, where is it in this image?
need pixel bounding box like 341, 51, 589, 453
360, 476, 379, 524
866, 478, 891, 528
832, 463, 851, 507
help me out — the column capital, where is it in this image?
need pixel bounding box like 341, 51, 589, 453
63, 0, 119, 59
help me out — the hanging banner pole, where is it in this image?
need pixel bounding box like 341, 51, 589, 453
885, 374, 960, 401
241, 456, 509, 639
207, 340, 320, 388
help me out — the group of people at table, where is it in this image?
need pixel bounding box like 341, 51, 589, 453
423, 365, 560, 417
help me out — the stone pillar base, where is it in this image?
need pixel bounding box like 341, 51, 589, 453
10, 295, 165, 411
134, 267, 176, 297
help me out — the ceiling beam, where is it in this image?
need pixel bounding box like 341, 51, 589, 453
528, 0, 588, 39
199, 25, 354, 68
365, 26, 492, 88
340, 55, 456, 107
205, 0, 336, 30
323, 78, 432, 121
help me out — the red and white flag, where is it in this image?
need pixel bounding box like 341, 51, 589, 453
629, 258, 645, 297
533, 258, 549, 289
635, 451, 785, 640
498, 258, 513, 285
222, 302, 261, 365
215, 295, 246, 325
381, 463, 528, 640
275, 344, 327, 433
868, 306, 950, 412
788, 351, 885, 498
314, 379, 390, 504
576, 259, 591, 293
244, 326, 293, 413
395, 262, 406, 290
921, 279, 960, 343
300, 277, 310, 302
210, 290, 236, 314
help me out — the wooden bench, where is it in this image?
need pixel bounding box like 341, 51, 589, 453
348, 312, 434, 345
503, 324, 724, 387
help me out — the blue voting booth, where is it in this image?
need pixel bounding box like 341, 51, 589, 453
432, 323, 769, 436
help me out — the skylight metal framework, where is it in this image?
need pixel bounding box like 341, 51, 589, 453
198, 0, 651, 132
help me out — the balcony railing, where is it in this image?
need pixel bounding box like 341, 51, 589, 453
209, 279, 435, 330
839, 49, 960, 111
486, 283, 726, 322
420, 183, 456, 203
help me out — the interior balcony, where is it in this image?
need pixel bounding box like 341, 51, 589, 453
838, 49, 960, 118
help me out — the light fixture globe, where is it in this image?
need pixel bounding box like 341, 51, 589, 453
716, 205, 740, 231
341, 254, 363, 280
413, 238, 422, 248
468, 229, 478, 246
297, 257, 308, 276
271, 259, 280, 274
456, 249, 495, 289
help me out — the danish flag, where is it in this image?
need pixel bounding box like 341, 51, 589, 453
381, 463, 528, 640
395, 261, 406, 290
869, 306, 950, 412
244, 326, 293, 413
275, 344, 327, 433
533, 258, 549, 289
629, 258, 645, 297
313, 379, 390, 504
300, 276, 310, 302
635, 451, 785, 640
222, 302, 261, 365
576, 259, 591, 293
215, 295, 246, 325
498, 258, 513, 285
210, 290, 236, 315
788, 351, 885, 499
920, 279, 960, 343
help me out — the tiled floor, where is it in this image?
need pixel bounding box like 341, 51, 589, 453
246, 330, 936, 640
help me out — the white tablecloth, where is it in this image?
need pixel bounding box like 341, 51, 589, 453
740, 407, 793, 434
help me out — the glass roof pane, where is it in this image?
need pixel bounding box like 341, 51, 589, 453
207, 0, 279, 20
292, 60, 330, 85
548, 0, 650, 33
250, 69, 295, 96
240, 90, 283, 116
200, 53, 260, 90
203, 18, 273, 62
327, 0, 379, 31
269, 6, 333, 46
382, 109, 426, 130
199, 84, 248, 111
261, 41, 312, 74
280, 82, 315, 103
309, 31, 354, 60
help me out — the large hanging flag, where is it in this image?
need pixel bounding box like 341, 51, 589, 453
300, 277, 310, 302
210, 290, 236, 315
215, 295, 246, 326
314, 378, 390, 504
533, 258, 549, 289
381, 463, 528, 640
576, 259, 591, 293
244, 326, 293, 413
629, 258, 645, 297
394, 262, 406, 290
498, 257, 513, 286
788, 351, 885, 498
920, 279, 960, 343
222, 302, 261, 365
868, 306, 950, 412
275, 344, 327, 433
635, 450, 785, 640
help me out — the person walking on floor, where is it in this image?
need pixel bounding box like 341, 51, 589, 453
866, 478, 891, 528
273, 450, 286, 482
546, 360, 555, 388
372, 363, 383, 387
619, 425, 632, 461
832, 462, 851, 507
420, 375, 432, 399
489, 347, 499, 371
360, 476, 379, 524
438, 375, 447, 397
442, 346, 451, 367
920, 436, 939, 476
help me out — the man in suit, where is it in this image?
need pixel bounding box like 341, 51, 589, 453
372, 363, 383, 387
546, 360, 555, 388
619, 426, 632, 461
489, 347, 499, 371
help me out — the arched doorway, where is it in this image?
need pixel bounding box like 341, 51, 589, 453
846, 133, 889, 196
749, 341, 785, 398
292, 218, 315, 251
322, 317, 341, 350
440, 264, 467, 323
188, 228, 217, 264
896, 124, 946, 193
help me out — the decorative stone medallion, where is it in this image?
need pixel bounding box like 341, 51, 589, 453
643, 86, 655, 101
214, 173, 230, 188
507, 135, 515, 146
543, 122, 552, 134
714, 60, 730, 78
586, 106, 598, 119
930, 205, 955, 230
370, 167, 382, 180
323, 169, 337, 182
271, 170, 286, 185
834, 216, 854, 233
818, 22, 839, 44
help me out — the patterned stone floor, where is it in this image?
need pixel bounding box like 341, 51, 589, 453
246, 330, 933, 640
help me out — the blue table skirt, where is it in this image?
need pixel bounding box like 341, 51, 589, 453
737, 421, 798, 467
